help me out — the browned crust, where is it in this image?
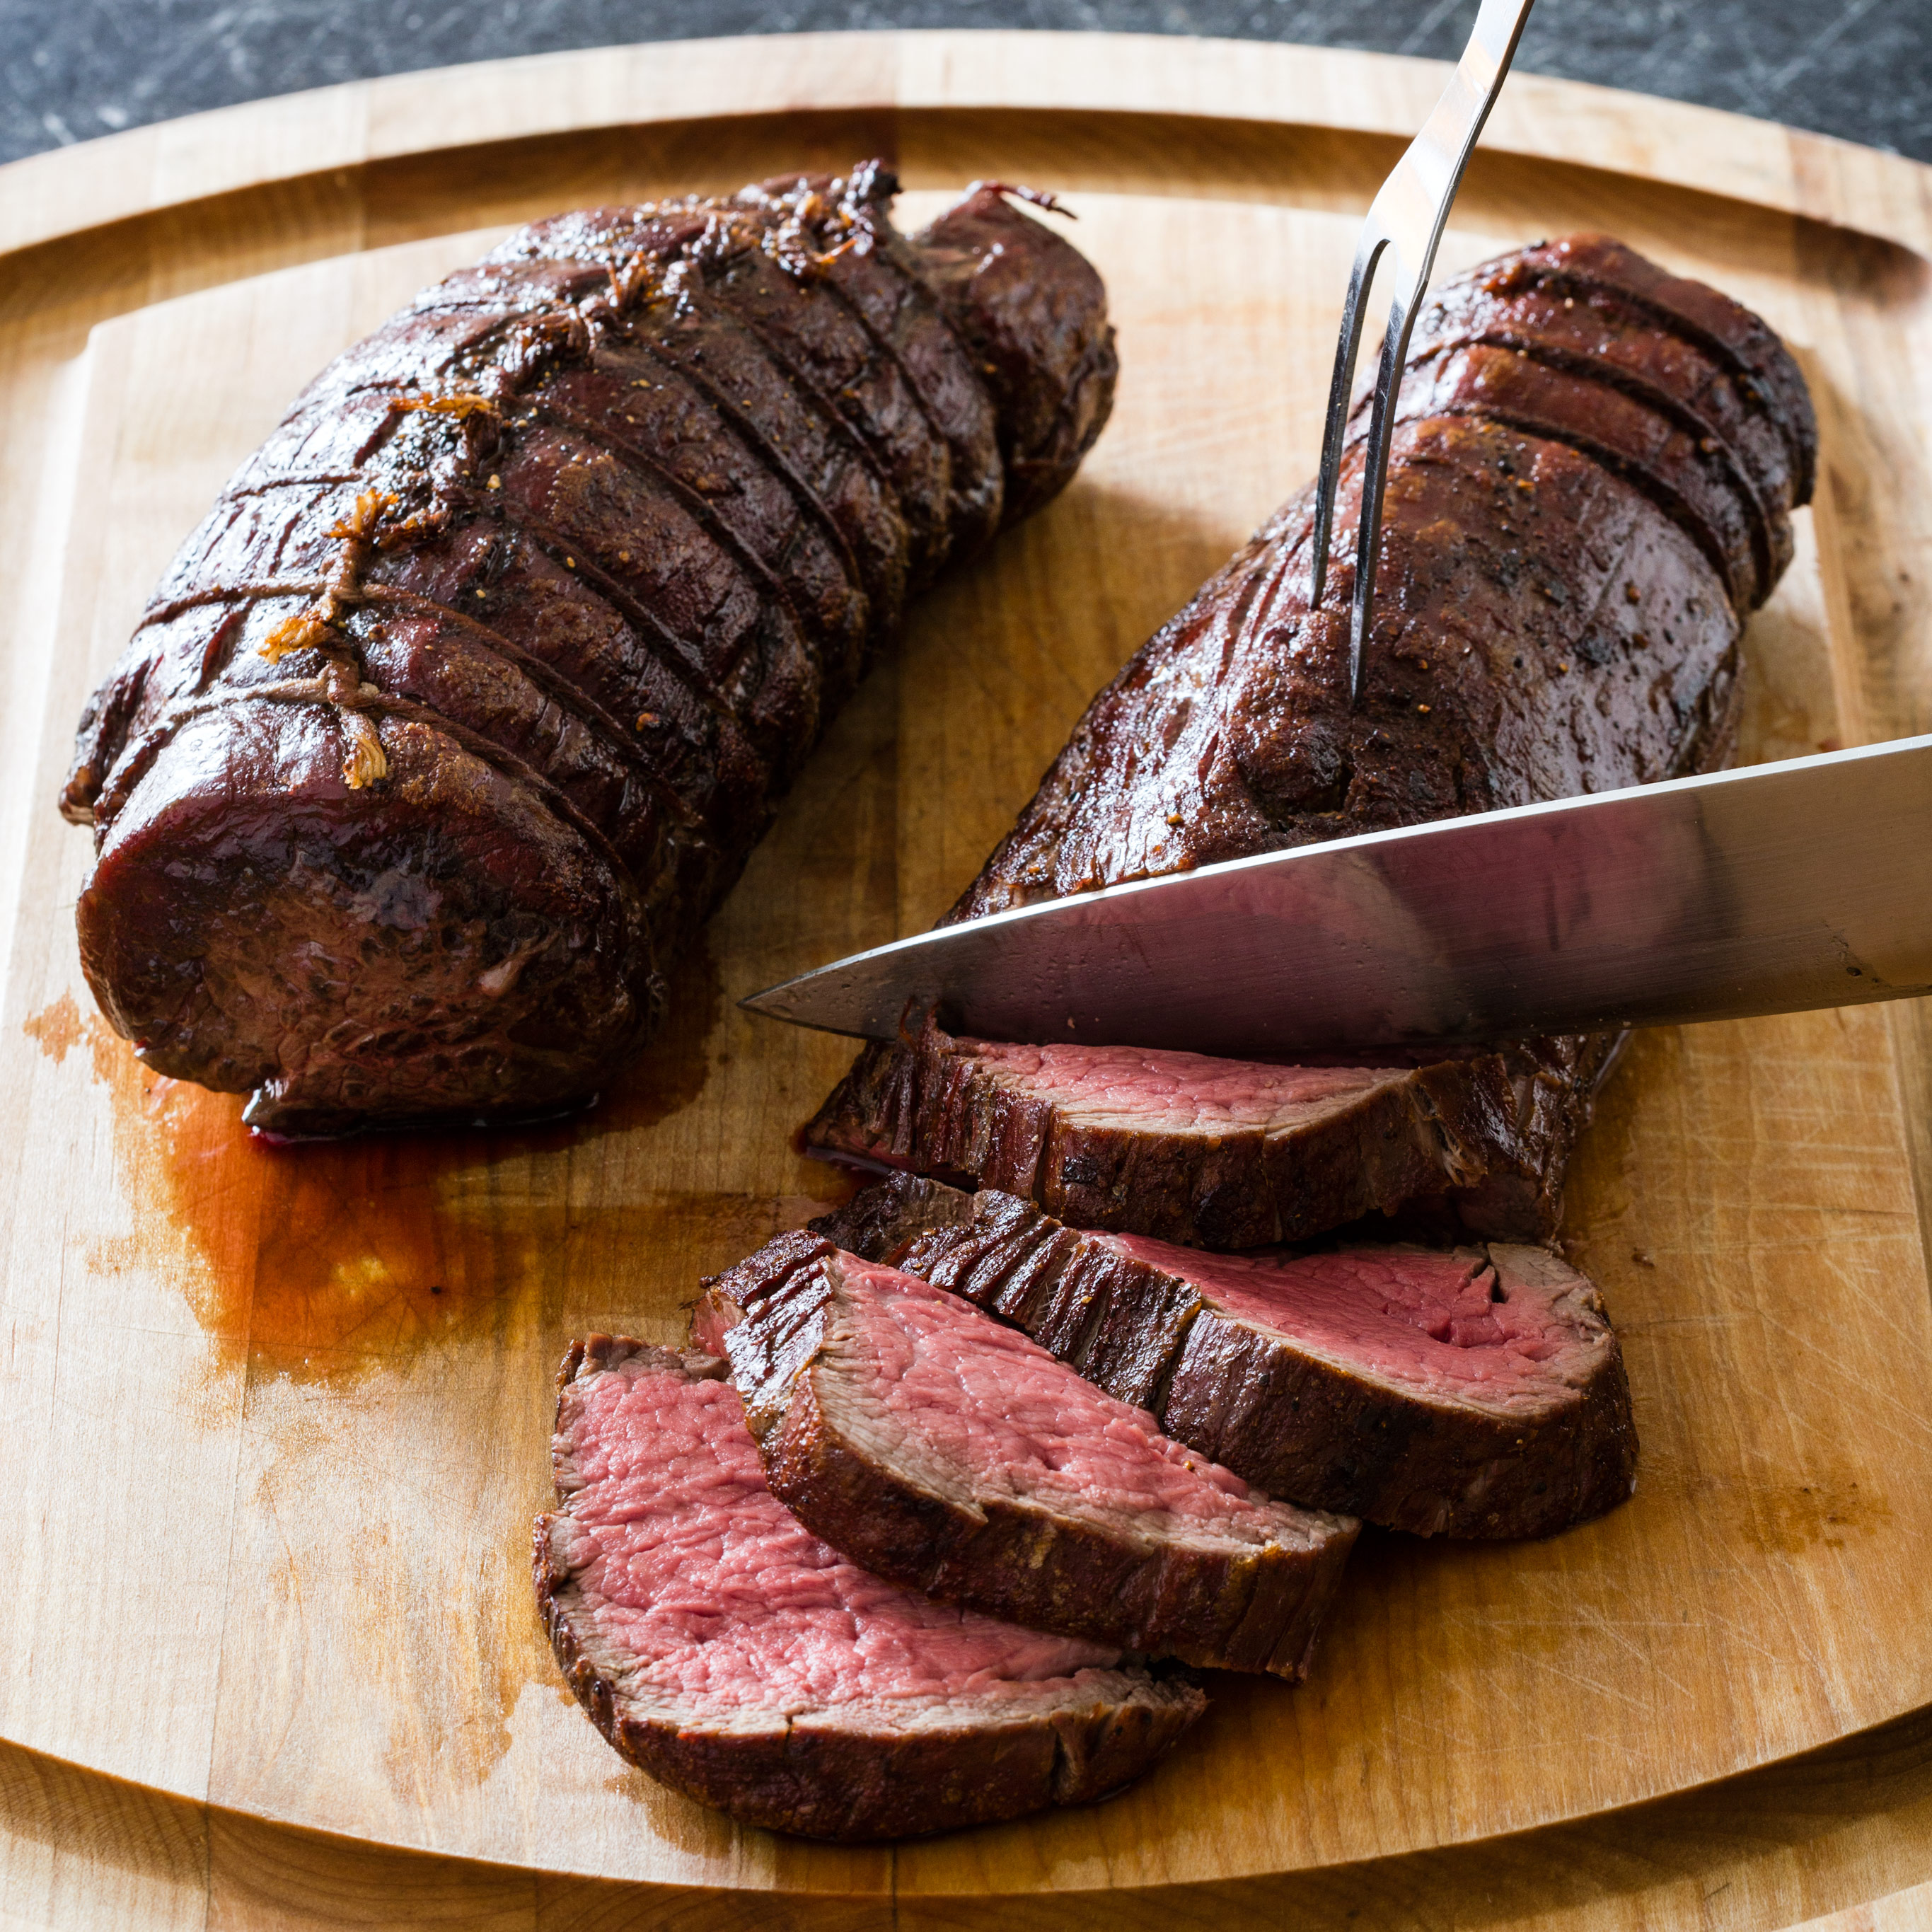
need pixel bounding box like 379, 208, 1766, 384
1443, 1031, 1629, 1243
803, 1015, 1611, 1247
825, 1180, 1637, 1541
69, 171, 1121, 1138
535, 1331, 1206, 1842
1157, 1243, 1638, 1539
814, 1176, 1197, 1409
805, 236, 1807, 1250
722, 1259, 1357, 1677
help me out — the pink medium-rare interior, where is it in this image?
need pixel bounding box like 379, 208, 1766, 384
563, 1360, 1118, 1706
833, 1256, 1324, 1545
961, 1036, 1407, 1134
1106, 1234, 1593, 1402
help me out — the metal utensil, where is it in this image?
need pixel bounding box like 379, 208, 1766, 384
1307, 0, 1540, 706
741, 736, 1932, 1055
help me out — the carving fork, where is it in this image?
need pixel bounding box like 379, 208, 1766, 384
1307, 0, 1540, 705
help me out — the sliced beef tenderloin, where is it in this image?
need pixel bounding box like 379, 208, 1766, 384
810, 234, 1813, 1242
1154, 1238, 1636, 1538
536, 1335, 1202, 1843
806, 1013, 1620, 1246
815, 1176, 1637, 1539
66, 164, 1117, 1136
694, 1233, 1358, 1677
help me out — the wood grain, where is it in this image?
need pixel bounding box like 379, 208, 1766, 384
1, 33, 1931, 1928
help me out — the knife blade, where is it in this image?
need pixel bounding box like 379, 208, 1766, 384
740, 734, 1932, 1055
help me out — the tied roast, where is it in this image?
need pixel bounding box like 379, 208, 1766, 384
62, 167, 1115, 1135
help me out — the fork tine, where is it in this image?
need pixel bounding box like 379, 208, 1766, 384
1307, 0, 1540, 707
1307, 226, 1387, 616
1346, 275, 1422, 706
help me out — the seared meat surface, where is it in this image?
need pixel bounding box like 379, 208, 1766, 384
808, 1015, 1622, 1245
954, 234, 1810, 915
64, 165, 1116, 1135
811, 236, 1815, 1242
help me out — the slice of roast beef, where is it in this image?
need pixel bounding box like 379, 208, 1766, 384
694, 1232, 1358, 1677
814, 1176, 1636, 1539
536, 1334, 1203, 1843
806, 1014, 1621, 1246
65, 165, 1116, 1136
809, 233, 1814, 1243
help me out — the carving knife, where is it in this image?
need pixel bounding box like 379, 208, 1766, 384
740, 735, 1932, 1055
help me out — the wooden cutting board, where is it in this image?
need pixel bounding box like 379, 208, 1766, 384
4, 31, 1932, 1931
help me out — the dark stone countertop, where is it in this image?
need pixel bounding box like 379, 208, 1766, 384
2, 0, 1926, 175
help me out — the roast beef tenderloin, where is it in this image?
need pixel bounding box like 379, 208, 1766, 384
809, 235, 1815, 1242
815, 1175, 1637, 1539
806, 1014, 1622, 1245
535, 1334, 1203, 1841
954, 234, 1812, 915
65, 166, 1116, 1135
693, 1232, 1358, 1676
